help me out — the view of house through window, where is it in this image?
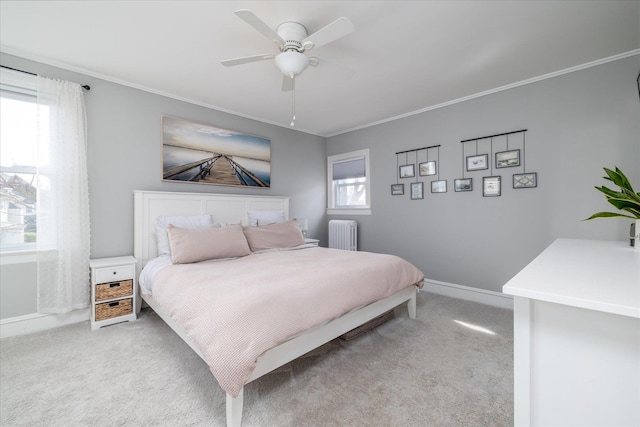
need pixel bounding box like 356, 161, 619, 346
0, 87, 42, 250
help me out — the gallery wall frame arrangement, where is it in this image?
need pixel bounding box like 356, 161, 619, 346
459, 129, 537, 195
162, 115, 271, 188
393, 144, 445, 199
390, 129, 536, 199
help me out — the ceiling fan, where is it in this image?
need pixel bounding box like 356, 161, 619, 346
221, 9, 355, 126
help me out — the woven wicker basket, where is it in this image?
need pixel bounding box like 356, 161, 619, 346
95, 280, 133, 301
95, 298, 132, 321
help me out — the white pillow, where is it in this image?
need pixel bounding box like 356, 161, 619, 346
247, 210, 286, 226
154, 214, 216, 256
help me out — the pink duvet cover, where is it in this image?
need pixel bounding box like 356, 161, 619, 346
152, 246, 424, 397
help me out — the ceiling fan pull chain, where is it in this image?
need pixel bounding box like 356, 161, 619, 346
291, 75, 296, 126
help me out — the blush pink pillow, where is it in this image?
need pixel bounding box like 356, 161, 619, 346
166, 223, 250, 264
242, 219, 305, 252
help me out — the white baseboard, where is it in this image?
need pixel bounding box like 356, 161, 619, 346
0, 308, 90, 339
422, 279, 513, 310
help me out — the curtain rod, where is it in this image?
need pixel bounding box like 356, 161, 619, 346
395, 144, 441, 155
460, 129, 526, 143
0, 65, 91, 90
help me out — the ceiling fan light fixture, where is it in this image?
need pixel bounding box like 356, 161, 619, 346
275, 51, 309, 77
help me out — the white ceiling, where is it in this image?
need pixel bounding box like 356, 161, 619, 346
1, 1, 638, 137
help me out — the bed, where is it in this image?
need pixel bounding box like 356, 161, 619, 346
133, 190, 424, 426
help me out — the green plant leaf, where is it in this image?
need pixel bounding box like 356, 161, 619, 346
584, 211, 637, 220
615, 167, 635, 192
621, 188, 640, 203
587, 167, 640, 220
607, 198, 640, 212
604, 167, 631, 190
595, 185, 626, 200
622, 206, 640, 217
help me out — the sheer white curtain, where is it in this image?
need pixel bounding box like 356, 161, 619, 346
36, 76, 90, 314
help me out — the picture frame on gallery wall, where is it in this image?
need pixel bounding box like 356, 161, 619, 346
466, 154, 488, 171
495, 149, 520, 168
399, 164, 415, 178
391, 184, 405, 195
410, 182, 424, 200
419, 161, 436, 176
162, 115, 271, 188
513, 172, 538, 189
454, 178, 473, 192
431, 180, 447, 193
483, 176, 501, 197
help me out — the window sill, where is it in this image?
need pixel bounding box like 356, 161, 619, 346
327, 208, 371, 216
0, 249, 37, 265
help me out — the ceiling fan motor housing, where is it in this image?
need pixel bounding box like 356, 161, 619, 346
277, 22, 309, 52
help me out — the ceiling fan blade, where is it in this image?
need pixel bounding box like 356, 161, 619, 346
235, 9, 284, 47
281, 75, 294, 92
302, 17, 354, 50
221, 54, 274, 67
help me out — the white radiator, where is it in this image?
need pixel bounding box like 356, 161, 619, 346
329, 220, 358, 251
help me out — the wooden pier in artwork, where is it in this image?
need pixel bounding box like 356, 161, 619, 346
163, 154, 268, 187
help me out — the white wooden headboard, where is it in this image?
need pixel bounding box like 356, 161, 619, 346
133, 190, 290, 267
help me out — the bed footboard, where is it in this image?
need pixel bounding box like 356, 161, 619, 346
224, 285, 418, 426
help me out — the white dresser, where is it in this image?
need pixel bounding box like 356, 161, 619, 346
503, 239, 639, 426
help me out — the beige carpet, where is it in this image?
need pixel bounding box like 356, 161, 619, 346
0, 292, 513, 426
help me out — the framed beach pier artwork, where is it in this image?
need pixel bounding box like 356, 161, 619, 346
162, 115, 271, 188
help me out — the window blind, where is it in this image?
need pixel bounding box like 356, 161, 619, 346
332, 156, 365, 180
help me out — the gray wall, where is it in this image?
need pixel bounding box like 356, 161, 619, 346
328, 55, 640, 293
2, 52, 638, 319
0, 53, 327, 319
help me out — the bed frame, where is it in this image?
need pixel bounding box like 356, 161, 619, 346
133, 190, 417, 426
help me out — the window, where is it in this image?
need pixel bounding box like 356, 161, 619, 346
1, 69, 89, 312
327, 149, 371, 215
0, 72, 40, 251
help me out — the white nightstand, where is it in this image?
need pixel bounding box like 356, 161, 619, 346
90, 256, 137, 330
304, 238, 320, 246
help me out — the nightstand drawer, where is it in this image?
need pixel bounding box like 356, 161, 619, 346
94, 264, 134, 284
95, 298, 133, 321
95, 279, 133, 301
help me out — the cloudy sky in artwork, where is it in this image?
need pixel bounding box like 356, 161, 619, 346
162, 116, 270, 161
